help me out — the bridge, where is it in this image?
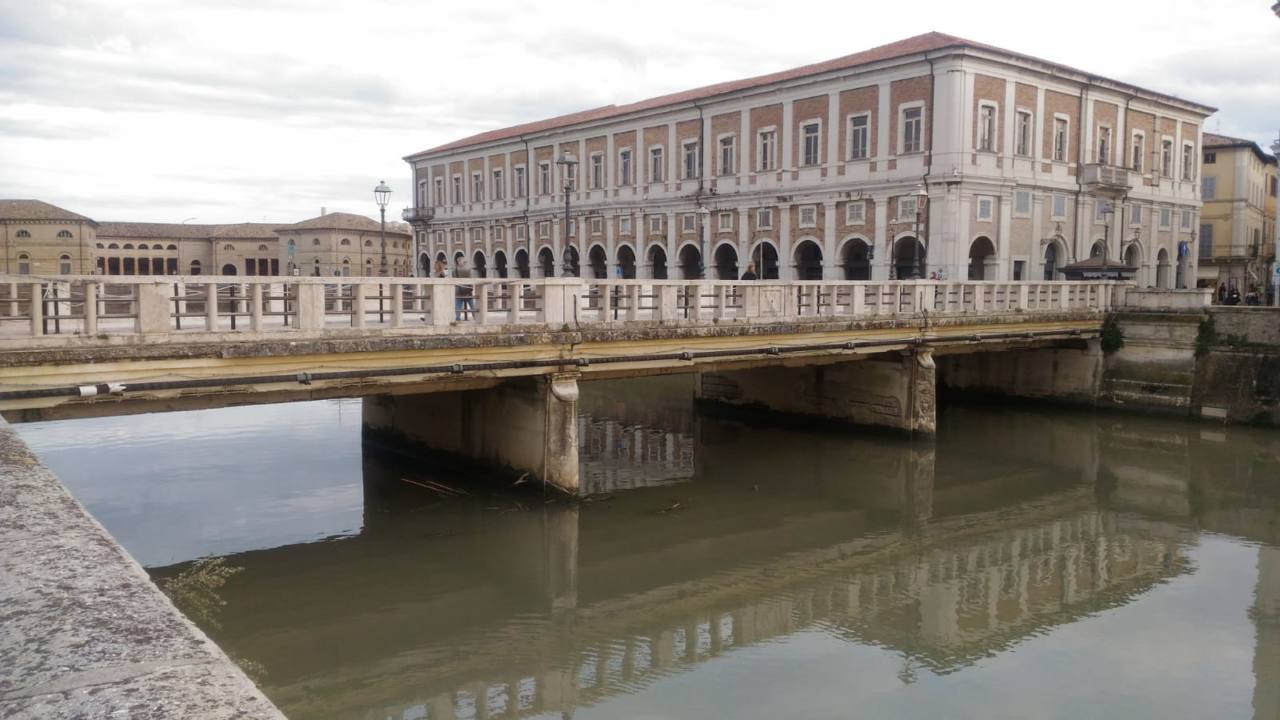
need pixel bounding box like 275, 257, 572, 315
0, 275, 1119, 493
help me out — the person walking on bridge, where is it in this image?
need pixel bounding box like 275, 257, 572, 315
740, 262, 759, 281
454, 258, 476, 321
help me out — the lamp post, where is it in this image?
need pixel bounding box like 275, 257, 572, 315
1101, 202, 1115, 261
555, 151, 577, 277
913, 184, 929, 279
697, 206, 711, 278
374, 180, 391, 276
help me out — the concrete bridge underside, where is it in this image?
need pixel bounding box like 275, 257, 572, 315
0, 310, 1104, 495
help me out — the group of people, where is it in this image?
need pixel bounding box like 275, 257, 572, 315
1215, 282, 1270, 306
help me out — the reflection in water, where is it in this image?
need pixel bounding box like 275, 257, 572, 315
15, 378, 1280, 720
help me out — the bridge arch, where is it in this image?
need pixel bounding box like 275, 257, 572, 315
712, 241, 739, 279
968, 236, 996, 280
748, 239, 779, 279
839, 236, 872, 280
793, 238, 823, 280
892, 234, 925, 279
677, 242, 702, 279
646, 243, 669, 279
615, 244, 637, 279
587, 243, 608, 279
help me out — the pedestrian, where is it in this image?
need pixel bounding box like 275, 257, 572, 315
454, 258, 475, 321
740, 262, 759, 281
1217, 283, 1227, 304
433, 259, 448, 278
1227, 284, 1241, 306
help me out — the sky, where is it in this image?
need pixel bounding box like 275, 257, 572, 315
1, 0, 1277, 224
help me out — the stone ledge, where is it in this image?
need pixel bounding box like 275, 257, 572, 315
0, 419, 286, 719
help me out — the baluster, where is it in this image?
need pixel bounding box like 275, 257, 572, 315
628, 284, 640, 321
353, 283, 366, 328
477, 283, 489, 324
84, 282, 98, 335
205, 282, 218, 330
391, 283, 404, 327
29, 281, 43, 337
250, 283, 263, 331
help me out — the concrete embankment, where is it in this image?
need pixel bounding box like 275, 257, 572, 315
0, 418, 286, 719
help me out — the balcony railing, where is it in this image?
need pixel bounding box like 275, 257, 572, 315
402, 206, 434, 224
1082, 164, 1131, 192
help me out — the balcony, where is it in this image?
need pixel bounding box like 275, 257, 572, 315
402, 206, 435, 225
1082, 164, 1131, 195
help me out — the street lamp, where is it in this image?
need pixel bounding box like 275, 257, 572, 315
913, 184, 929, 278
374, 180, 391, 277
697, 206, 711, 278
555, 151, 578, 277
1101, 202, 1115, 262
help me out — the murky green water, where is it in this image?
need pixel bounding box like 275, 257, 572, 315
15, 378, 1280, 720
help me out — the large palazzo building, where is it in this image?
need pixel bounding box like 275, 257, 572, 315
403, 32, 1214, 285
0, 200, 413, 277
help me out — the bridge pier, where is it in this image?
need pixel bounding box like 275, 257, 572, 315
695, 351, 937, 437
362, 372, 582, 495
935, 340, 1103, 406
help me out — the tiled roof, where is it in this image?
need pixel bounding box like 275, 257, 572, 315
408, 32, 1215, 159
98, 222, 224, 239
277, 212, 411, 236
1203, 132, 1277, 163
0, 199, 97, 225
209, 223, 280, 239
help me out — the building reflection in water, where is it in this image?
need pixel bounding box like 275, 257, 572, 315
145, 383, 1280, 720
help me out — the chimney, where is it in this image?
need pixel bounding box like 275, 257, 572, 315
320, 206, 326, 216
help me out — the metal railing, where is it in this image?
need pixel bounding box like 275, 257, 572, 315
0, 276, 1118, 342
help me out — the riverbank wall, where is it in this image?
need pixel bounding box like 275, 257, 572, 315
0, 418, 286, 719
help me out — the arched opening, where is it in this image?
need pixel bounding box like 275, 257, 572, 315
537, 247, 555, 278
1156, 249, 1171, 289
678, 244, 702, 279
365, 257, 374, 276
419, 253, 430, 275
138, 243, 149, 251
648, 245, 668, 279
750, 242, 779, 279
1043, 241, 1062, 280
221, 263, 237, 276
472, 250, 487, 278
793, 240, 823, 280
1090, 240, 1107, 258
588, 245, 607, 279
493, 250, 509, 278
893, 236, 925, 279
616, 246, 637, 279
713, 244, 739, 280
341, 258, 351, 277
190, 260, 202, 275
562, 246, 580, 277
514, 249, 531, 279
968, 236, 996, 280
59, 254, 73, 274
16, 253, 30, 274
95, 257, 105, 274
841, 239, 871, 280
312, 258, 321, 276
1124, 243, 1142, 281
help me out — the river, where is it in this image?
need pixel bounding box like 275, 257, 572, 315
14, 377, 1280, 720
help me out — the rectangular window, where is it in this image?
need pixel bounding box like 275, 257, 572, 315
472, 172, 484, 202
1181, 143, 1194, 180
899, 196, 918, 220
1161, 139, 1173, 177
619, 216, 632, 235
979, 104, 997, 152
718, 212, 733, 231
1053, 118, 1068, 162
1097, 126, 1111, 164
1096, 200, 1112, 222
1160, 207, 1172, 228
514, 167, 526, 198
434, 178, 444, 206
591, 217, 603, 235
1204, 151, 1216, 164
648, 215, 663, 234
681, 214, 696, 233
492, 169, 504, 201
902, 107, 922, 154
846, 200, 865, 225
1016, 110, 1031, 156
1131, 133, 1144, 172
976, 196, 994, 221
719, 136, 735, 175
1180, 209, 1193, 230
619, 149, 632, 186
494, 226, 504, 240
758, 130, 776, 171
682, 141, 701, 180
1202, 176, 1216, 199
1052, 194, 1067, 219
1199, 223, 1213, 257
798, 205, 817, 227
650, 147, 665, 182
452, 176, 462, 204
538, 163, 550, 195
801, 122, 820, 166
849, 115, 869, 160
1130, 204, 1142, 225
1014, 190, 1031, 216
590, 154, 603, 189
756, 208, 773, 229
517, 224, 527, 240
538, 221, 550, 238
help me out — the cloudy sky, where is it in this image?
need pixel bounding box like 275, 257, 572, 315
1, 0, 1277, 224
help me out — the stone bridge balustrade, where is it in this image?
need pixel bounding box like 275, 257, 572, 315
0, 275, 1119, 344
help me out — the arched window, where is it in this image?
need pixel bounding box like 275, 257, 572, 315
17, 253, 31, 274
107, 243, 119, 249
223, 244, 234, 251
341, 258, 351, 276
363, 239, 372, 247
57, 230, 73, 239
123, 243, 134, 250
59, 254, 72, 274
190, 260, 202, 275
166, 244, 177, 251
340, 238, 351, 246
312, 238, 321, 246
96, 242, 104, 249
15, 230, 30, 238
258, 244, 269, 252
138, 243, 149, 250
